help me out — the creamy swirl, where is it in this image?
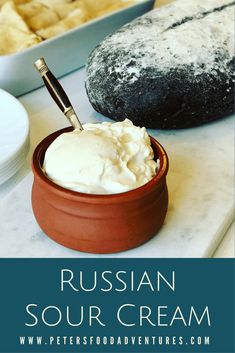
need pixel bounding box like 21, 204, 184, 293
43, 119, 158, 194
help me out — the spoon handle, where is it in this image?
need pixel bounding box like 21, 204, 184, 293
34, 58, 83, 131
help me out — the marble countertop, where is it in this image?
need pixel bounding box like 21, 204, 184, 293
213, 222, 234, 258
0, 68, 234, 258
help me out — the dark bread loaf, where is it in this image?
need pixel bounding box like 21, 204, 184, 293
86, 0, 235, 129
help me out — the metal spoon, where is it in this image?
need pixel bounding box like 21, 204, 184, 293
34, 57, 83, 131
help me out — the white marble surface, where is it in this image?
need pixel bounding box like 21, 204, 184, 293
0, 68, 234, 258
213, 221, 234, 258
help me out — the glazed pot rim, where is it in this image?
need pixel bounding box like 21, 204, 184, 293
32, 127, 169, 203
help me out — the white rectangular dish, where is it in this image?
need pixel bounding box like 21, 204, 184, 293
0, 0, 154, 97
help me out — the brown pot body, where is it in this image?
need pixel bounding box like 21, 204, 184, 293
32, 128, 169, 254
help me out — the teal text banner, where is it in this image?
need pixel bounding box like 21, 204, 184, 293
0, 259, 234, 353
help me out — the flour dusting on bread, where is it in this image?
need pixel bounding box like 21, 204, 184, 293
88, 0, 234, 85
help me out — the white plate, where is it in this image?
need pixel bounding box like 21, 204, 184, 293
0, 89, 30, 184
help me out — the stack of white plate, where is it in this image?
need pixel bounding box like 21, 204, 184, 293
0, 89, 30, 185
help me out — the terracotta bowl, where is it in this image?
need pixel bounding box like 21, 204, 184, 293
31, 127, 169, 254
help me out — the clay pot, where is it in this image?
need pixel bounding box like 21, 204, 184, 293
31, 127, 169, 254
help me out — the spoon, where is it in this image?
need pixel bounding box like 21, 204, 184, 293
34, 57, 83, 131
